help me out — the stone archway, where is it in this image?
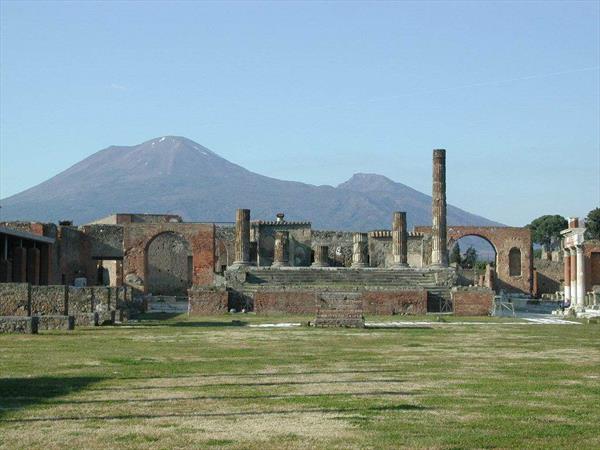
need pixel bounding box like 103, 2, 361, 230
145, 232, 192, 296
414, 225, 533, 294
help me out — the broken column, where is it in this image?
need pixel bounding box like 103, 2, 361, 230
351, 233, 369, 268
233, 209, 251, 267
563, 249, 571, 303
391, 211, 408, 268
272, 231, 289, 268
431, 149, 448, 267
312, 245, 329, 267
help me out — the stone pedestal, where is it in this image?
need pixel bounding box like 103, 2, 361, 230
233, 209, 251, 267
312, 245, 329, 267
271, 231, 289, 268
391, 211, 408, 268
431, 149, 448, 267
351, 233, 369, 268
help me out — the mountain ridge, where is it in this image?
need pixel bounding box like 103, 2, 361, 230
0, 136, 503, 230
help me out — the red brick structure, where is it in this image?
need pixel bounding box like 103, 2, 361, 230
451, 287, 494, 316
362, 290, 427, 315
415, 226, 533, 294
123, 223, 215, 294
188, 287, 229, 315
254, 289, 317, 314
584, 240, 600, 291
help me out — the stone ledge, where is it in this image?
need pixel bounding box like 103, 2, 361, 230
74, 312, 99, 327
36, 315, 75, 331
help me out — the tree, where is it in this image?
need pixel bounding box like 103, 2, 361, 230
585, 208, 600, 240
462, 246, 477, 269
526, 215, 568, 251
450, 243, 462, 265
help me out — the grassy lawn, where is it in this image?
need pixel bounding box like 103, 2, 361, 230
1, 314, 599, 449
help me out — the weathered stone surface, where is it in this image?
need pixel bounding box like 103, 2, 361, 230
351, 233, 369, 268
93, 286, 111, 312
30, 285, 68, 315
391, 211, 408, 268
36, 315, 75, 331
234, 209, 251, 266
451, 287, 494, 316
188, 286, 229, 315
0, 282, 31, 316
314, 292, 364, 328
68, 287, 94, 313
98, 310, 115, 325
312, 245, 329, 267
431, 149, 448, 267
0, 316, 38, 334
272, 231, 290, 267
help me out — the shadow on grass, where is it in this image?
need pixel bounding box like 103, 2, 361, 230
0, 403, 427, 423
0, 376, 104, 418
20, 390, 418, 406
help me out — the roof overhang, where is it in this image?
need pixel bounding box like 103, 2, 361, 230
0, 226, 55, 245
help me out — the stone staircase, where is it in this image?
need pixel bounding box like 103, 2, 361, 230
146, 296, 189, 313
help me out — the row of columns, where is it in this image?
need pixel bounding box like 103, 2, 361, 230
0, 246, 42, 284
563, 245, 585, 307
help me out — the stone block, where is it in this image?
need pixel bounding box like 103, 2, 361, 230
68, 287, 94, 313
30, 285, 68, 315
188, 286, 229, 315
362, 289, 427, 315
314, 292, 365, 328
0, 316, 38, 334
92, 287, 111, 312
0, 282, 31, 316
36, 315, 75, 331
98, 310, 115, 325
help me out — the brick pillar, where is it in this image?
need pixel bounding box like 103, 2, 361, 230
485, 264, 495, 290
26, 247, 41, 285
39, 244, 51, 285
532, 269, 539, 298
12, 247, 27, 282
570, 247, 577, 305
351, 233, 369, 268
312, 245, 329, 267
391, 211, 408, 268
563, 249, 571, 302
233, 209, 251, 267
431, 149, 448, 267
272, 231, 289, 268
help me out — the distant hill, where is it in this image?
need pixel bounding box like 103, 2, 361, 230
0, 136, 502, 232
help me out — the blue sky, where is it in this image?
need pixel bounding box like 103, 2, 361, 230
1, 0, 598, 226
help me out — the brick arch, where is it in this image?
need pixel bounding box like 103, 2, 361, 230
448, 233, 498, 265
415, 226, 532, 294
123, 223, 216, 293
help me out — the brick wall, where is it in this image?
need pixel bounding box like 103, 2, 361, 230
254, 289, 318, 314
451, 287, 494, 316
362, 290, 427, 315
188, 286, 229, 315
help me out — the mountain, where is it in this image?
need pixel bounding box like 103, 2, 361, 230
0, 136, 502, 231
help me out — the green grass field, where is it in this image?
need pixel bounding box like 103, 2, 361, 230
1, 314, 599, 449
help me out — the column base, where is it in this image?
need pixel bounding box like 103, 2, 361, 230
311, 263, 329, 268
390, 263, 410, 270
351, 263, 368, 269
271, 262, 289, 268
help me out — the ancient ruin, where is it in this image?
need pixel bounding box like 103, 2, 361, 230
2, 148, 598, 332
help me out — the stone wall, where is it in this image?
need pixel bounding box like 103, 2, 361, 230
30, 285, 68, 315
0, 283, 31, 316
362, 289, 427, 315
253, 222, 312, 267
188, 286, 229, 315
0, 316, 38, 334
37, 315, 75, 331
311, 231, 354, 267
533, 259, 563, 296
451, 287, 494, 316
68, 287, 94, 313
80, 224, 124, 259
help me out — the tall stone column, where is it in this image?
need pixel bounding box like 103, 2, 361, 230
272, 231, 289, 268
351, 233, 369, 268
576, 245, 585, 307
312, 245, 329, 267
391, 211, 408, 268
570, 247, 577, 305
233, 209, 251, 267
563, 249, 571, 302
431, 149, 448, 267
